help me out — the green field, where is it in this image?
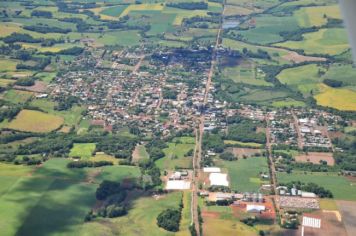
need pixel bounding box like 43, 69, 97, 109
80, 191, 184, 236
277, 171, 356, 201
222, 64, 272, 87
7, 109, 64, 133
219, 157, 269, 192
69, 143, 96, 159
3, 89, 33, 104
294, 5, 341, 28
0, 159, 142, 235
234, 14, 299, 45
100, 5, 127, 17
156, 137, 195, 170
276, 64, 322, 95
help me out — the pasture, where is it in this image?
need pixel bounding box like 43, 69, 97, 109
219, 157, 269, 192
7, 109, 64, 133
0, 58, 18, 72
324, 64, 356, 86
275, 28, 350, 56
315, 84, 356, 111
69, 143, 96, 159
277, 171, 356, 201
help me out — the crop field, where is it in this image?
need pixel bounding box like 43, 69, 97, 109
314, 84, 356, 111
120, 3, 164, 17
7, 109, 64, 133
224, 5, 255, 16
100, 5, 127, 17
130, 11, 176, 35
277, 171, 356, 201
276, 64, 322, 95
294, 5, 341, 28
324, 64, 356, 86
156, 137, 195, 170
0, 78, 16, 87
275, 28, 350, 56
4, 89, 34, 104
69, 143, 96, 159
218, 157, 269, 192
0, 58, 18, 72
235, 14, 299, 45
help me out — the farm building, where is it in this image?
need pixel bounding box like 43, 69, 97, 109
203, 167, 221, 173
246, 204, 266, 213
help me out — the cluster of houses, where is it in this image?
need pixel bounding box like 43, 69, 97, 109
50, 46, 228, 135
268, 110, 298, 147
294, 110, 335, 150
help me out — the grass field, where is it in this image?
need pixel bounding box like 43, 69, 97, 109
275, 28, 350, 56
120, 3, 164, 17
277, 171, 356, 201
155, 137, 195, 170
0, 78, 16, 87
314, 84, 356, 111
7, 109, 64, 133
100, 5, 127, 17
219, 157, 269, 192
222, 64, 272, 87
69, 143, 96, 159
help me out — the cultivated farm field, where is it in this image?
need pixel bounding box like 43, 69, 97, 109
7, 109, 64, 133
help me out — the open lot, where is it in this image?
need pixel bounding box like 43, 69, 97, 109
294, 152, 335, 166
230, 147, 263, 158
7, 109, 64, 133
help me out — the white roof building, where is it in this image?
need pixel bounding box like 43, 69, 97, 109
203, 167, 221, 173
166, 180, 191, 190
209, 173, 229, 186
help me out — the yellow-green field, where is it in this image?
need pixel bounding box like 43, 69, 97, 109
120, 3, 164, 17
275, 28, 350, 56
294, 5, 341, 27
0, 78, 16, 86
7, 109, 64, 133
0, 59, 18, 72
0, 23, 22, 37
315, 84, 356, 111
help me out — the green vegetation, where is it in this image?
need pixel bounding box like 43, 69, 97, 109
69, 143, 96, 159
220, 157, 269, 192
